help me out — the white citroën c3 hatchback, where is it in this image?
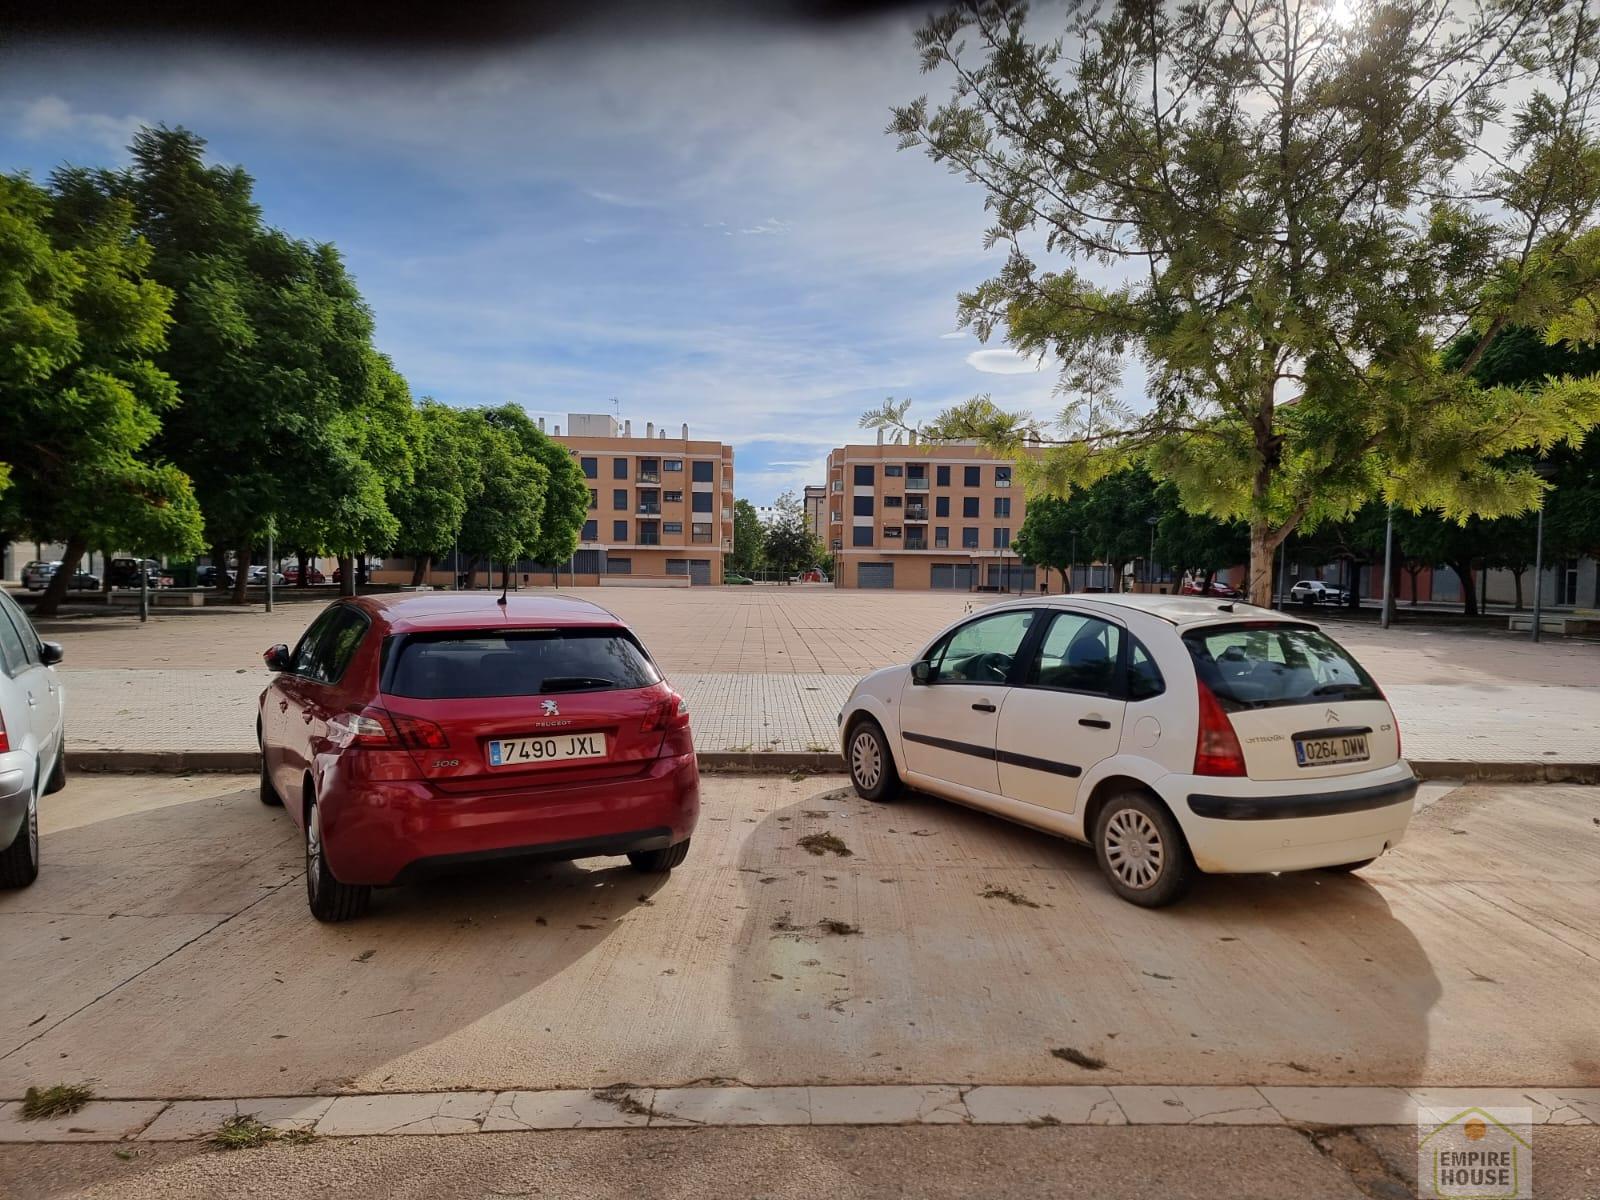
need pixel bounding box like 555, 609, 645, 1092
838, 594, 1416, 907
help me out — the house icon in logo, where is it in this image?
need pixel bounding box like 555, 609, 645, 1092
1417, 1106, 1532, 1199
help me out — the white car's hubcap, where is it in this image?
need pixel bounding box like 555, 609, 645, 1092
26, 792, 38, 863
851, 730, 881, 789
1105, 808, 1164, 889
307, 806, 322, 897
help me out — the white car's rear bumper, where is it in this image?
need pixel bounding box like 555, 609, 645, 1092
1156, 759, 1418, 874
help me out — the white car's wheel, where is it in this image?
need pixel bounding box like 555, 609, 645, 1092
1093, 792, 1194, 907
0, 785, 40, 888
847, 718, 899, 802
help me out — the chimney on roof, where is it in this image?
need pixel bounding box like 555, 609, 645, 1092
554, 424, 561, 436
646, 421, 654, 439
877, 428, 884, 445
624, 419, 632, 437
681, 423, 688, 439
909, 430, 918, 445
538, 417, 546, 432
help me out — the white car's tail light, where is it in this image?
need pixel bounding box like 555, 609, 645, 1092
1194, 680, 1246, 777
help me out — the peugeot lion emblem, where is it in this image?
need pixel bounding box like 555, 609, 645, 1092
542, 699, 560, 716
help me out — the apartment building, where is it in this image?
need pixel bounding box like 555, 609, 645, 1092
802, 484, 827, 541
558, 413, 735, 585
824, 440, 1041, 590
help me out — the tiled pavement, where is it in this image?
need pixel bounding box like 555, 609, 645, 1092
58, 665, 1600, 763
2, 1084, 1597, 1142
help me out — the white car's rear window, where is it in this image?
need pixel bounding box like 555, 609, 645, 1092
1184, 623, 1382, 711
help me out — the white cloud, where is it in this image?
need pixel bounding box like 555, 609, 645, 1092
15, 95, 147, 154
939, 330, 968, 340
967, 348, 1047, 375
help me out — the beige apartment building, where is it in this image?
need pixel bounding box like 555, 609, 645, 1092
802, 484, 827, 541
378, 412, 734, 588
824, 441, 1042, 590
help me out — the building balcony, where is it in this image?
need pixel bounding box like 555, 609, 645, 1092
637, 471, 660, 484
831, 539, 843, 551
830, 480, 844, 492
905, 538, 928, 550
636, 505, 661, 516
904, 506, 929, 522
829, 511, 842, 524
905, 478, 930, 491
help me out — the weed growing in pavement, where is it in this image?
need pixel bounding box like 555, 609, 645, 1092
818, 919, 861, 936
980, 886, 1040, 908
1050, 1047, 1107, 1070
592, 1085, 651, 1118
21, 1084, 94, 1120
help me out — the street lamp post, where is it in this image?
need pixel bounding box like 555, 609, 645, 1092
265, 533, 274, 614
1380, 507, 1394, 630
1530, 460, 1556, 643
1145, 516, 1158, 593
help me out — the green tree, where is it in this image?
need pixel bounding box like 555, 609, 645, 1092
106, 127, 393, 603
871, 0, 1600, 606
390, 401, 482, 585
483, 404, 588, 569
1153, 487, 1251, 596
1013, 495, 1079, 591
0, 171, 203, 617
456, 410, 547, 587
761, 491, 820, 579
728, 499, 765, 576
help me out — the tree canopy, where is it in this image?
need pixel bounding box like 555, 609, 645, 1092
870, 0, 1600, 604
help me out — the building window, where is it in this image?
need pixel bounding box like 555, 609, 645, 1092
613, 520, 629, 542
588, 489, 598, 510
963, 496, 979, 518
664, 521, 683, 534
993, 526, 1011, 548
607, 557, 631, 575
581, 457, 598, 480
613, 458, 628, 480
692, 460, 714, 483
853, 526, 873, 547
638, 488, 660, 514
664, 459, 683, 472
995, 466, 1012, 487
994, 496, 1011, 518
854, 464, 875, 486
582, 520, 598, 541
885, 464, 903, 477
934, 527, 949, 548
664, 489, 683, 503
639, 522, 660, 546
639, 458, 660, 482
692, 492, 713, 513
691, 522, 713, 543
936, 465, 950, 487
883, 526, 902, 539
853, 495, 874, 516
935, 495, 950, 518
884, 495, 902, 508
962, 527, 979, 549
963, 465, 980, 487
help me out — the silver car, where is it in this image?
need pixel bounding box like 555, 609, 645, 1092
0, 589, 65, 887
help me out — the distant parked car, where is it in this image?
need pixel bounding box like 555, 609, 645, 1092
20, 562, 59, 591
108, 558, 163, 589
248, 566, 286, 586
258, 593, 698, 921
724, 573, 753, 585
1182, 579, 1243, 599
1289, 580, 1348, 606
66, 571, 100, 590
283, 565, 326, 585
197, 565, 236, 588
332, 564, 369, 585
0, 587, 67, 888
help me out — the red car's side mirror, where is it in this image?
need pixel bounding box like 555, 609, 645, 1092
263, 644, 292, 672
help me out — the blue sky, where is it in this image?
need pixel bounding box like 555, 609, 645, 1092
0, 15, 1077, 503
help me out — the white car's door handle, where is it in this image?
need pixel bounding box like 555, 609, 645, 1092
971, 701, 997, 713
1079, 716, 1112, 729
26, 694, 38, 707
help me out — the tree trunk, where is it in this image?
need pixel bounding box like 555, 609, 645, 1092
1449, 561, 1478, 616
295, 550, 310, 588
211, 542, 231, 595
356, 553, 368, 595
410, 555, 431, 587
338, 555, 356, 597
34, 534, 88, 618
1246, 523, 1275, 608
230, 544, 251, 605
1347, 563, 1362, 610
1511, 568, 1524, 610
99, 547, 112, 595
1406, 565, 1421, 605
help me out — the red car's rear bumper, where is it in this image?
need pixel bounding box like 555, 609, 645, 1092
317, 751, 700, 886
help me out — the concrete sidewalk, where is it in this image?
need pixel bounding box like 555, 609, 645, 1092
57, 666, 1600, 776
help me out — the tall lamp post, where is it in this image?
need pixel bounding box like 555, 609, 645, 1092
1145, 516, 1158, 593
1530, 460, 1557, 643
1380, 506, 1394, 630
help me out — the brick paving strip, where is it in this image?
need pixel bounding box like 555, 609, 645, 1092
2, 1084, 1597, 1142
58, 667, 1600, 781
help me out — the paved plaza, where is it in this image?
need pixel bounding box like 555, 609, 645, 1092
30, 585, 1600, 767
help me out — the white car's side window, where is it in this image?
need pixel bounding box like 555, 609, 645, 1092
925, 610, 1035, 684
1024, 612, 1121, 694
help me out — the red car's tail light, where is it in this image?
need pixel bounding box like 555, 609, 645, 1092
328, 707, 397, 748
0, 708, 9, 754
391, 714, 450, 750
1194, 681, 1246, 777
642, 693, 691, 732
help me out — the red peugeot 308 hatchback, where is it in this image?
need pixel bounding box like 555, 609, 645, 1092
258, 593, 698, 921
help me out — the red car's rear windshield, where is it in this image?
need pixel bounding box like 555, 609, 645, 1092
1183, 622, 1382, 712
382, 627, 661, 699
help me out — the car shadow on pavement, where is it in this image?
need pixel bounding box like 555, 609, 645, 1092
727, 778, 1440, 1091
0, 780, 666, 1100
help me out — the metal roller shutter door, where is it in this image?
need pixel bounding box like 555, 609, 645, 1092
857, 562, 895, 589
